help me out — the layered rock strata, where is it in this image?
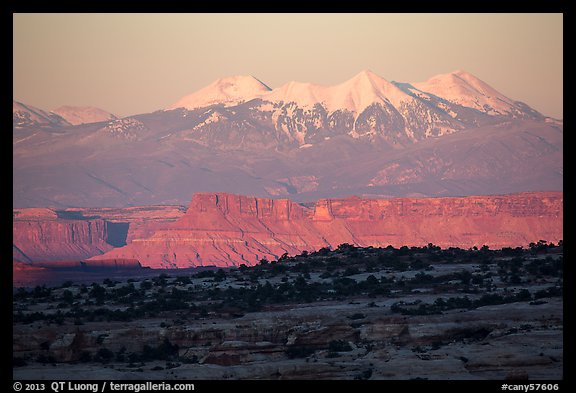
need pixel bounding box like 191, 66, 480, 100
91, 192, 563, 268
13, 206, 185, 263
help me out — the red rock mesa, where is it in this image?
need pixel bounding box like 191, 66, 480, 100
89, 192, 563, 268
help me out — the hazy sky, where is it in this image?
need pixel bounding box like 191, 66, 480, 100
13, 13, 563, 119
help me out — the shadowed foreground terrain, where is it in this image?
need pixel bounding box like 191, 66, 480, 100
13, 242, 562, 380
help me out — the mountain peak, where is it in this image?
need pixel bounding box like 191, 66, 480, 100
13, 100, 70, 128
347, 69, 389, 84
211, 75, 271, 91
51, 105, 117, 125
355, 69, 377, 77
168, 70, 542, 119
448, 70, 495, 91
334, 69, 411, 111
450, 69, 471, 76
168, 75, 272, 110
262, 70, 409, 114
413, 70, 519, 115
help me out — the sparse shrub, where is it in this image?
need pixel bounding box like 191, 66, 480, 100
514, 289, 532, 301
95, 348, 114, 363
181, 355, 199, 364
61, 281, 74, 288
328, 340, 353, 352
285, 346, 316, 358
410, 259, 430, 270
32, 285, 51, 299
139, 338, 179, 361
140, 281, 153, 290
89, 284, 106, 304
342, 266, 360, 276
116, 347, 127, 362
314, 247, 331, 256
174, 276, 191, 285
534, 286, 562, 299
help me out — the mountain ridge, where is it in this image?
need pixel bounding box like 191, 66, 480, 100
168, 70, 547, 120
51, 105, 118, 125
13, 70, 562, 208
168, 75, 272, 110
13, 100, 70, 128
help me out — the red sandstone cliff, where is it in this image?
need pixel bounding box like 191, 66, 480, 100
13, 218, 113, 262
90, 192, 563, 268
61, 205, 186, 243
12, 206, 185, 263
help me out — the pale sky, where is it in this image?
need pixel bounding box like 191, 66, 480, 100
13, 13, 563, 119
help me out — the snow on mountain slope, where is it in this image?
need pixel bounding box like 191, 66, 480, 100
327, 69, 414, 112
169, 69, 541, 120
263, 70, 415, 114
51, 105, 117, 125
13, 100, 70, 128
163, 69, 547, 149
170, 70, 417, 115
412, 70, 523, 116
168, 75, 272, 110
13, 70, 559, 208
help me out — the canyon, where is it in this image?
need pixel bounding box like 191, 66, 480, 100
89, 192, 563, 268
13, 205, 186, 263
13, 192, 563, 273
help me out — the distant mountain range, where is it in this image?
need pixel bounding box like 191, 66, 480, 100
51, 106, 117, 126
13, 101, 117, 128
167, 70, 547, 147
13, 70, 562, 208
13, 101, 71, 128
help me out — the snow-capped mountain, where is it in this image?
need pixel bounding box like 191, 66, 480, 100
52, 106, 117, 125
168, 75, 272, 110
411, 70, 540, 117
13, 70, 562, 208
264, 70, 415, 113
13, 100, 70, 128
167, 70, 545, 147
13, 101, 117, 128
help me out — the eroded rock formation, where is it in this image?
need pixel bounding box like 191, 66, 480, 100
13, 206, 185, 263
13, 218, 112, 263
91, 192, 563, 268
12, 298, 563, 380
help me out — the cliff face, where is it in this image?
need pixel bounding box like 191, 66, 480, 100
91, 192, 563, 268
13, 219, 113, 262
61, 205, 186, 244
12, 205, 185, 263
